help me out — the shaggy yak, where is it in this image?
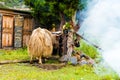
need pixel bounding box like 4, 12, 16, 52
28, 27, 58, 64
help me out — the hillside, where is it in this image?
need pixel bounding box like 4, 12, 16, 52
0, 0, 30, 11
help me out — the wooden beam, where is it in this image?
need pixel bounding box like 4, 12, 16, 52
75, 32, 102, 50
0, 60, 37, 65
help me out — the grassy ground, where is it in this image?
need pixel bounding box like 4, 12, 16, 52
0, 63, 119, 80
75, 40, 100, 59
0, 41, 120, 80
0, 47, 29, 61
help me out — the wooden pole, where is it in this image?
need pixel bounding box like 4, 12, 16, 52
75, 32, 102, 50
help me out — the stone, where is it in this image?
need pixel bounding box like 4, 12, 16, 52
78, 60, 88, 65
69, 56, 78, 65
14, 26, 22, 48
59, 55, 69, 62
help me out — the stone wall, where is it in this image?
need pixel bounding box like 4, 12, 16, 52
14, 16, 24, 48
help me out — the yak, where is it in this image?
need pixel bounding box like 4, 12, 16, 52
28, 27, 58, 64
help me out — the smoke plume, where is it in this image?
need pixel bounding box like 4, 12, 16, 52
78, 0, 120, 75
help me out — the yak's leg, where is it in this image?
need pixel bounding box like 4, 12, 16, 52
38, 56, 42, 64
30, 56, 33, 64
42, 57, 46, 63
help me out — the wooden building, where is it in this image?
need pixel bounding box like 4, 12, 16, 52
0, 8, 34, 49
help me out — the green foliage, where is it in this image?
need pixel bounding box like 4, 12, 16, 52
0, 4, 7, 8
24, 0, 85, 29
0, 0, 24, 8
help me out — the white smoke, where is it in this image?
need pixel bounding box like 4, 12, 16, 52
78, 0, 120, 75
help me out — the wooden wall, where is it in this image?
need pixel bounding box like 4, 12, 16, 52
2, 15, 14, 48
0, 14, 2, 48
0, 9, 34, 49
23, 17, 33, 47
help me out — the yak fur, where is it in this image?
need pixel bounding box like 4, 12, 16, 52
28, 27, 56, 64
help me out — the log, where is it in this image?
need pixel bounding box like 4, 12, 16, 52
0, 56, 59, 65
0, 60, 37, 65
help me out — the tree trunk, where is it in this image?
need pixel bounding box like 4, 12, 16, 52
59, 12, 66, 31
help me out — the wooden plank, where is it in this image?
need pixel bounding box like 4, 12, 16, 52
2, 15, 14, 47
23, 17, 33, 47
23, 17, 33, 31
23, 35, 30, 46
0, 14, 2, 48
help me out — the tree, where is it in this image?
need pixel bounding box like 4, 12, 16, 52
24, 0, 85, 29
1, 0, 24, 8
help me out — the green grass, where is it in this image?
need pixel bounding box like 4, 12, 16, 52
0, 48, 29, 61
0, 40, 100, 61
0, 63, 119, 80
0, 42, 119, 80
75, 40, 101, 59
